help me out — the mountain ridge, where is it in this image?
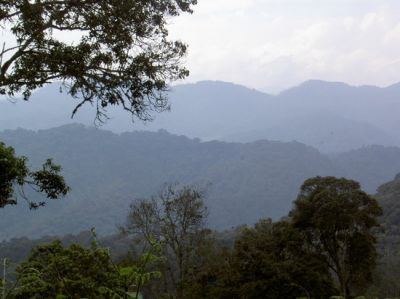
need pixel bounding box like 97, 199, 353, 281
1, 79, 400, 152
1, 124, 400, 240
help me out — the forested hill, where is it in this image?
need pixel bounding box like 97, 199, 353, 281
375, 174, 400, 230
1, 80, 400, 152
1, 125, 400, 240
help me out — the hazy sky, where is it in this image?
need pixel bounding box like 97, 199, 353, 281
169, 0, 400, 93
2, 1, 400, 94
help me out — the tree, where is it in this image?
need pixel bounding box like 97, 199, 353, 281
289, 176, 383, 297
195, 219, 336, 299
0, 0, 196, 122
0, 0, 196, 208
183, 237, 238, 299
118, 240, 163, 299
12, 237, 162, 299
185, 219, 336, 299
232, 219, 336, 299
13, 240, 123, 299
123, 184, 208, 299
0, 142, 69, 209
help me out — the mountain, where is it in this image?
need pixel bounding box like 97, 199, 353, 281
332, 146, 400, 193
1, 125, 400, 240
375, 174, 400, 229
0, 81, 274, 140
1, 80, 400, 152
277, 80, 400, 135
371, 174, 400, 297
232, 114, 394, 153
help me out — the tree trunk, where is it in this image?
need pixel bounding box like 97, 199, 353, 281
338, 273, 347, 298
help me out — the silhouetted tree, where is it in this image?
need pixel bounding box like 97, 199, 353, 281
0, 142, 69, 209
0, 0, 196, 122
123, 184, 208, 299
232, 219, 336, 299
0, 0, 197, 210
290, 176, 383, 297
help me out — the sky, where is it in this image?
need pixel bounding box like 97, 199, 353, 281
168, 0, 400, 93
2, 1, 400, 94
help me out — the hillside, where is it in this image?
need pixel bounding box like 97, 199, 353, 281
375, 174, 400, 230
332, 146, 400, 194
1, 125, 400, 240
1, 80, 400, 152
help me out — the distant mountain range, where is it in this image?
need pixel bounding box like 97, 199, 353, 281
1, 80, 400, 152
1, 125, 400, 240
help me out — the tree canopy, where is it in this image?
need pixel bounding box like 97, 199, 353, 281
0, 0, 197, 209
14, 240, 124, 299
123, 184, 208, 299
233, 220, 336, 299
290, 176, 383, 297
0, 0, 197, 122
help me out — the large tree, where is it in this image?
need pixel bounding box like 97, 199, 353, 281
289, 176, 383, 297
231, 219, 336, 299
0, 0, 196, 208
123, 184, 208, 299
191, 219, 336, 299
0, 0, 196, 122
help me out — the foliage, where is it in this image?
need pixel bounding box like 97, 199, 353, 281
1, 126, 399, 239
189, 219, 336, 299
0, 125, 377, 239
234, 220, 336, 299
374, 173, 400, 228
123, 184, 208, 299
367, 174, 400, 298
118, 239, 162, 299
183, 241, 237, 299
290, 176, 383, 297
13, 240, 123, 298
0, 0, 196, 122
0, 230, 134, 267
0, 171, 398, 299
0, 142, 69, 209
11, 235, 161, 299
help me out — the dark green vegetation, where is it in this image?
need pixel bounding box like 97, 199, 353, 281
1, 125, 400, 240
189, 219, 337, 299
290, 177, 382, 297
6, 237, 161, 299
0, 0, 196, 122
0, 231, 132, 265
0, 179, 388, 298
1, 6, 399, 295
368, 175, 400, 298
0, 142, 69, 209
14, 241, 122, 298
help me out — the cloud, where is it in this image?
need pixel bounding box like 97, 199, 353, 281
169, 1, 400, 93
195, 0, 257, 14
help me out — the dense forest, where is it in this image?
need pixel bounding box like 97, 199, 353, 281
0, 175, 398, 298
0, 126, 399, 297
1, 0, 400, 298
1, 125, 400, 240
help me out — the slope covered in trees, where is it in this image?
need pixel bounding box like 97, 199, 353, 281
375, 173, 400, 228
1, 125, 400, 240
0, 179, 387, 298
